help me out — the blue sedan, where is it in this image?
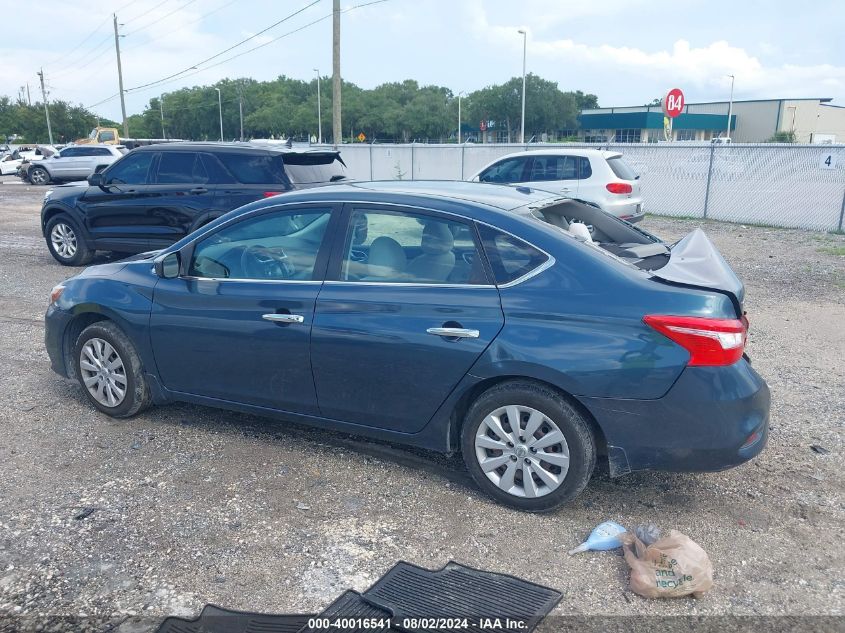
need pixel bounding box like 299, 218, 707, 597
45, 181, 769, 511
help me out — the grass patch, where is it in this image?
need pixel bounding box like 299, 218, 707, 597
817, 246, 845, 257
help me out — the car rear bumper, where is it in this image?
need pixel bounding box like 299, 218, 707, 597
580, 360, 770, 476
602, 198, 644, 223
45, 304, 72, 377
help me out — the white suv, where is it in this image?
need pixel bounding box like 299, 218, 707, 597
469, 149, 644, 223
26, 144, 127, 185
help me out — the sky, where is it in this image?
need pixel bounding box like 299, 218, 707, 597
3, 0, 844, 121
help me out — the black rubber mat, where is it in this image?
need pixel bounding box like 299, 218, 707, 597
362, 561, 561, 633
298, 590, 395, 632
156, 604, 311, 633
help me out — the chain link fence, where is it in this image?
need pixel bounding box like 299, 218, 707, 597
334, 143, 845, 231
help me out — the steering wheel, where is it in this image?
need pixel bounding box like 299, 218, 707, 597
239, 245, 295, 279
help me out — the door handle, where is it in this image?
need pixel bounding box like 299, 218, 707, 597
262, 313, 304, 324
426, 327, 479, 338
190, 187, 208, 194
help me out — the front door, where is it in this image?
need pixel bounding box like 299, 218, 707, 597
311, 205, 504, 432
79, 150, 157, 252
150, 204, 339, 414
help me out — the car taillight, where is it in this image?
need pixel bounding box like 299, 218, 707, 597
263, 191, 284, 198
606, 182, 633, 194
643, 315, 747, 366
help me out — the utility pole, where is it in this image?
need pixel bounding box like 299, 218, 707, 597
314, 68, 322, 144
332, 0, 341, 148
159, 95, 166, 139
113, 14, 128, 138
36, 69, 54, 145
238, 84, 244, 142
26, 83, 31, 106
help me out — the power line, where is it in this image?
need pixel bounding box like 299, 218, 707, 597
122, 0, 238, 52
122, 0, 171, 25
42, 16, 110, 68
47, 33, 113, 76
125, 0, 199, 36
125, 0, 322, 92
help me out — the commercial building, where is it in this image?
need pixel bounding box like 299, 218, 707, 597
577, 97, 845, 143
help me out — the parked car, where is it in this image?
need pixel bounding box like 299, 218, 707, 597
45, 181, 769, 511
40, 142, 349, 265
469, 149, 644, 223
0, 145, 55, 175
25, 144, 127, 185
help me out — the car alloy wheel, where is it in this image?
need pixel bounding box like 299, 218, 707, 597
474, 404, 570, 498
30, 167, 49, 185
50, 222, 78, 259
79, 337, 128, 408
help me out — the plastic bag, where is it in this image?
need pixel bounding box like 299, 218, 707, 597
621, 530, 714, 598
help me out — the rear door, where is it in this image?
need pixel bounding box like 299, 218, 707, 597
145, 151, 216, 248
521, 154, 580, 197
310, 204, 504, 432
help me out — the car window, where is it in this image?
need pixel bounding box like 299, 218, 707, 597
478, 225, 549, 285
91, 147, 113, 156
98, 130, 116, 142
217, 152, 288, 185
156, 152, 208, 184
607, 156, 638, 180
527, 155, 577, 181
339, 209, 487, 285
104, 152, 154, 185
59, 148, 80, 158
283, 153, 347, 184
189, 209, 331, 281
478, 157, 529, 183
578, 157, 592, 179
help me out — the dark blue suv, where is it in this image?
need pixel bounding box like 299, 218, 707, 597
40, 142, 348, 266
44, 181, 769, 511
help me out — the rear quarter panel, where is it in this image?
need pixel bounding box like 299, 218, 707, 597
469, 215, 738, 400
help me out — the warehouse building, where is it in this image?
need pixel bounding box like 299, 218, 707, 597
577, 97, 845, 143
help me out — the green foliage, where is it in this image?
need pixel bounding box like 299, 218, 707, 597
766, 131, 796, 143
0, 96, 100, 144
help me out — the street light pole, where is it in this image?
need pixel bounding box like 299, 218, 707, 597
457, 91, 465, 144
215, 87, 223, 141
159, 95, 166, 140
726, 74, 735, 140
518, 29, 527, 144
314, 68, 322, 144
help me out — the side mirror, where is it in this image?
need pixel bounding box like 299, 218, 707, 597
87, 172, 104, 186
94, 164, 108, 174
154, 252, 181, 279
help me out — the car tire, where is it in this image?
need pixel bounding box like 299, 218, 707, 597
461, 380, 596, 512
45, 214, 94, 266
74, 321, 151, 419
29, 166, 50, 185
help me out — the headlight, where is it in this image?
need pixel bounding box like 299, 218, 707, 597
44, 189, 53, 202
49, 284, 65, 304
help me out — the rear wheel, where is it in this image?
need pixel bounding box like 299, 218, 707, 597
29, 166, 50, 185
461, 381, 596, 512
46, 214, 94, 266
74, 321, 151, 418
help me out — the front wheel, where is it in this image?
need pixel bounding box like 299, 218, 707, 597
45, 214, 94, 266
29, 166, 50, 185
461, 381, 596, 512
74, 321, 151, 418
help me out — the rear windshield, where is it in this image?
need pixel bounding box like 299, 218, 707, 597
217, 152, 288, 185
606, 156, 638, 180
283, 153, 348, 185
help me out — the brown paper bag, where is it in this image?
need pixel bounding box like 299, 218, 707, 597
621, 530, 714, 598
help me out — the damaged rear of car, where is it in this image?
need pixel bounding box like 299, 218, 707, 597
499, 196, 769, 479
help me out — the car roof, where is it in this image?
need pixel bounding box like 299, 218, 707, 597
130, 141, 340, 155
264, 180, 563, 212
488, 148, 622, 161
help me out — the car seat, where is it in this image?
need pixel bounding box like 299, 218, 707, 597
365, 236, 407, 281
407, 222, 455, 282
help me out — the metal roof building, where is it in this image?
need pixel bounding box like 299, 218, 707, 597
577, 97, 845, 143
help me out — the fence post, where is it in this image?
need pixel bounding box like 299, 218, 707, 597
838, 186, 845, 232
411, 143, 415, 181
369, 143, 373, 180
702, 143, 716, 219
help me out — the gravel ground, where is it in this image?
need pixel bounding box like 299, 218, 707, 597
0, 177, 843, 630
